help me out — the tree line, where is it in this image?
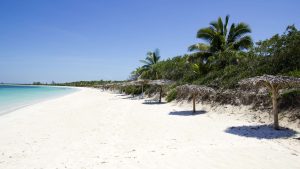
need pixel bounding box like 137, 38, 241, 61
130, 15, 300, 89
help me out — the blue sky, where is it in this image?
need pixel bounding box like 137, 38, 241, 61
0, 0, 299, 83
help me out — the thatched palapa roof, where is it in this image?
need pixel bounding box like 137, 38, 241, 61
176, 84, 215, 112
129, 79, 149, 86
176, 84, 215, 99
148, 79, 174, 86
239, 74, 300, 130
239, 75, 300, 89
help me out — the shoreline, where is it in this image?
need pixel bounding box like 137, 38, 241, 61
0, 86, 81, 116
0, 88, 299, 169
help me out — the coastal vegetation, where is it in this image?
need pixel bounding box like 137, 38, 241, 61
141, 24, 299, 90
55, 80, 119, 87
56, 16, 300, 128
47, 16, 300, 91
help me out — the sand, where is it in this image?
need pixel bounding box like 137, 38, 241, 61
0, 88, 299, 169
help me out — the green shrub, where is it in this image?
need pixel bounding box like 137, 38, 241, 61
280, 89, 300, 108
285, 70, 300, 77
166, 88, 177, 102
144, 85, 159, 96
280, 89, 300, 120
123, 86, 142, 95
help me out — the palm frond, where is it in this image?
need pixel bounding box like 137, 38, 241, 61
224, 15, 230, 36
210, 33, 226, 52
188, 43, 210, 52
229, 23, 252, 43
139, 59, 151, 66
217, 17, 224, 35
153, 49, 161, 63
146, 55, 155, 64
227, 23, 236, 44
197, 27, 215, 43
209, 21, 219, 31
233, 35, 253, 50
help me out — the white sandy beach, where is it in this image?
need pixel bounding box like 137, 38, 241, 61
0, 88, 299, 169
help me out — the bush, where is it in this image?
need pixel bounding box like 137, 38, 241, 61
280, 89, 300, 109
285, 70, 300, 77
144, 85, 159, 97
166, 88, 177, 102
123, 86, 142, 95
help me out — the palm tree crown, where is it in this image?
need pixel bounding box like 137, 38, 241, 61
140, 49, 161, 69
189, 15, 253, 61
139, 49, 161, 79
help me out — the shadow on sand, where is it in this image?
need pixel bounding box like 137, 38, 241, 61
225, 124, 297, 139
116, 94, 127, 97
169, 110, 207, 116
142, 102, 167, 105
120, 95, 145, 100
120, 96, 131, 99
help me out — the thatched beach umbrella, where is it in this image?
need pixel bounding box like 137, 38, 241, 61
118, 82, 128, 92
106, 83, 118, 91
106, 82, 127, 92
119, 82, 129, 87
119, 79, 150, 98
176, 84, 215, 113
119, 81, 146, 97
239, 75, 300, 130
103, 83, 112, 90
94, 84, 106, 91
94, 84, 103, 89
148, 79, 174, 103
133, 79, 149, 95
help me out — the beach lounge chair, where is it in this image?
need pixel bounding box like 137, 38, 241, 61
144, 94, 160, 104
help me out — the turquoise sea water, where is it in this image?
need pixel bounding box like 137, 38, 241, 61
0, 85, 77, 115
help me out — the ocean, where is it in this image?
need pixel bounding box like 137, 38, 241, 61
0, 85, 77, 115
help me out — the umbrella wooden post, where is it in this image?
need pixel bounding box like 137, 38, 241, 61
148, 79, 173, 103
271, 86, 279, 130
141, 85, 144, 99
192, 94, 196, 113
239, 75, 300, 130
176, 85, 215, 114
159, 86, 162, 103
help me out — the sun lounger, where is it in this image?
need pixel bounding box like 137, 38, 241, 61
144, 94, 160, 103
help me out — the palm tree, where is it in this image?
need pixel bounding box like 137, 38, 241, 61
140, 49, 161, 68
130, 67, 145, 80
188, 15, 253, 63
139, 49, 161, 79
